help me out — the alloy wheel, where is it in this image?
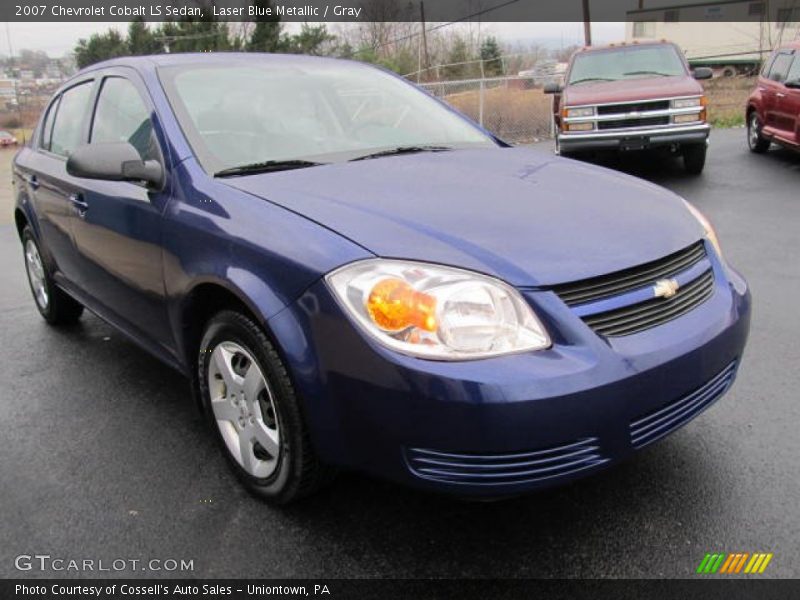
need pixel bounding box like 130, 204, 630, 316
207, 341, 281, 478
25, 239, 48, 310
749, 114, 760, 148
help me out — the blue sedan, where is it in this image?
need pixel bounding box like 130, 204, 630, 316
13, 54, 750, 503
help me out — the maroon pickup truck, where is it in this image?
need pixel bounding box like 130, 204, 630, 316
545, 41, 712, 174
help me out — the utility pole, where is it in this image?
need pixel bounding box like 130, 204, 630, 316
582, 0, 592, 46
420, 1, 430, 81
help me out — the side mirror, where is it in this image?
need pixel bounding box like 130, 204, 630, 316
543, 82, 562, 94
693, 67, 713, 80
785, 79, 800, 89
67, 142, 163, 188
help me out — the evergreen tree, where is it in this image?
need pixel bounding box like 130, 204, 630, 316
127, 18, 161, 56
74, 30, 127, 69
480, 36, 504, 76
247, 0, 282, 52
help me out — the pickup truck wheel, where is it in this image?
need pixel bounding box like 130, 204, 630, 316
747, 113, 770, 153
22, 226, 83, 325
682, 144, 707, 175
198, 310, 336, 504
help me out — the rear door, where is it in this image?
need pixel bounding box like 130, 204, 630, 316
69, 68, 174, 350
23, 79, 96, 288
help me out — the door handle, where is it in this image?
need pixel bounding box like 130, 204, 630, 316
776, 92, 786, 98
68, 192, 89, 217
23, 174, 39, 190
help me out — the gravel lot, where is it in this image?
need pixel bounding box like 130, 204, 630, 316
1, 128, 798, 579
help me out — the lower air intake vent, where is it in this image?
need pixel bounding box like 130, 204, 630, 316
630, 361, 738, 449
406, 438, 608, 486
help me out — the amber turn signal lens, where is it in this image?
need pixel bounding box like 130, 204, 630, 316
366, 278, 437, 332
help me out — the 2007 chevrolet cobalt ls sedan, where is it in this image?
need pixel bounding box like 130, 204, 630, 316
14, 54, 750, 504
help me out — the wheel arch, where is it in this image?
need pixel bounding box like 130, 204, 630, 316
14, 207, 29, 240
177, 279, 295, 412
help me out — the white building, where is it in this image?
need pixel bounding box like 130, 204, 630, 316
626, 0, 800, 75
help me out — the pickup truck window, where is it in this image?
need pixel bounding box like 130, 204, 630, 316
568, 45, 686, 85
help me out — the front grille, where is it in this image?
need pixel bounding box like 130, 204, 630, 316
598, 116, 670, 130
406, 438, 608, 486
552, 241, 706, 307
630, 361, 738, 449
583, 269, 714, 337
597, 100, 670, 115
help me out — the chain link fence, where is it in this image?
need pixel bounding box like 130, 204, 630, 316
419, 73, 758, 144
418, 76, 556, 145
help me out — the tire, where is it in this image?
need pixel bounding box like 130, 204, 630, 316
22, 226, 83, 326
198, 310, 335, 504
683, 144, 707, 175
747, 112, 770, 153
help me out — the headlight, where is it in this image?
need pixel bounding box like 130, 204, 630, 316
565, 106, 595, 118
672, 97, 703, 109
683, 200, 722, 258
326, 260, 551, 360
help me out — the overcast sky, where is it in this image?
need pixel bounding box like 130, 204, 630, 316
1, 21, 626, 57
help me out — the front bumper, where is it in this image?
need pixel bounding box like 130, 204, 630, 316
269, 258, 750, 498
558, 123, 710, 154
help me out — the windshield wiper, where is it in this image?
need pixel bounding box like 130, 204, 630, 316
569, 77, 614, 85
623, 70, 671, 77
350, 145, 453, 162
214, 159, 324, 177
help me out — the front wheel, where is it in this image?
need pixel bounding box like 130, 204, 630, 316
198, 310, 335, 504
683, 144, 707, 175
747, 112, 770, 153
22, 226, 83, 325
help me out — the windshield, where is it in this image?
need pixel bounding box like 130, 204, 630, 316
568, 45, 686, 85
159, 60, 495, 173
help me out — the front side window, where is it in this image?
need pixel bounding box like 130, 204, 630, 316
50, 81, 93, 157
786, 55, 800, 83
91, 77, 159, 162
568, 45, 686, 85
768, 52, 794, 83
159, 60, 494, 173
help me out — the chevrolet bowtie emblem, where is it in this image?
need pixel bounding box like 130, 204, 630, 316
653, 278, 680, 299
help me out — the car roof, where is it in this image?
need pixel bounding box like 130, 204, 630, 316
76, 52, 359, 75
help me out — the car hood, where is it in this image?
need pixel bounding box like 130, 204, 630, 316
563, 75, 703, 106
222, 147, 703, 287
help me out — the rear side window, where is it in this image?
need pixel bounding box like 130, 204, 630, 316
91, 77, 159, 162
50, 82, 93, 157
768, 52, 794, 83
39, 96, 60, 152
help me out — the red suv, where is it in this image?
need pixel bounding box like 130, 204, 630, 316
747, 42, 800, 154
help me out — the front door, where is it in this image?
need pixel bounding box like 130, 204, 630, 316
69, 72, 173, 350
778, 53, 800, 145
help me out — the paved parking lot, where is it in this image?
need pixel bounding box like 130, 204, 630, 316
1, 129, 798, 579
